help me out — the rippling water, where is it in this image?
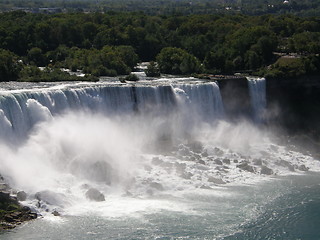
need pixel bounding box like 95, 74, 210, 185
1, 174, 320, 240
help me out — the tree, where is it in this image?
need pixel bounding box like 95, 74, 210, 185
145, 61, 160, 77
0, 49, 21, 81
27, 47, 47, 66
156, 47, 202, 74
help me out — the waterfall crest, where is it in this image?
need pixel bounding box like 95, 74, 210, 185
0, 82, 226, 143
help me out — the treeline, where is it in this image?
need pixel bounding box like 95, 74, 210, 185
0, 11, 319, 81
1, 0, 320, 16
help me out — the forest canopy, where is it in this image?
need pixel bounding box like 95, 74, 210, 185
0, 11, 319, 81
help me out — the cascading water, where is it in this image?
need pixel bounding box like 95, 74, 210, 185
247, 77, 266, 123
0, 78, 320, 240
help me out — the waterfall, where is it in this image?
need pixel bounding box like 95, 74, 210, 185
247, 77, 266, 123
0, 82, 225, 144
0, 79, 319, 227
173, 82, 224, 122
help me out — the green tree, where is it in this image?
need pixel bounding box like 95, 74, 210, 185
156, 47, 202, 75
27, 47, 47, 66
0, 49, 20, 81
145, 61, 160, 77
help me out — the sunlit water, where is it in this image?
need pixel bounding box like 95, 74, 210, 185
0, 78, 319, 239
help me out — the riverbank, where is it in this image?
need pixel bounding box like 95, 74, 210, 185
0, 176, 37, 230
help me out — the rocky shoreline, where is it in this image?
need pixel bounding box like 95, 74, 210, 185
0, 176, 37, 231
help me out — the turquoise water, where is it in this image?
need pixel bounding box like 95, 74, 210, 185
2, 173, 320, 240
227, 174, 320, 240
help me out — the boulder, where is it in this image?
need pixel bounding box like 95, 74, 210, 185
198, 160, 206, 165
298, 165, 309, 171
85, 188, 105, 202
223, 159, 231, 164
276, 160, 295, 171
214, 159, 223, 165
17, 191, 27, 201
201, 151, 208, 157
237, 162, 255, 173
260, 166, 273, 175
52, 210, 61, 216
35, 190, 66, 206
208, 177, 226, 184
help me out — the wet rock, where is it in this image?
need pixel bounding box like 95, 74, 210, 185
0, 198, 37, 230
214, 159, 223, 165
17, 191, 27, 201
35, 190, 66, 206
200, 185, 212, 190
85, 188, 105, 202
298, 165, 309, 171
237, 162, 255, 173
198, 160, 206, 165
234, 160, 238, 163
207, 177, 226, 184
223, 159, 230, 164
201, 151, 208, 157
260, 166, 273, 175
276, 160, 295, 171
52, 210, 61, 216
149, 182, 164, 191
213, 147, 224, 156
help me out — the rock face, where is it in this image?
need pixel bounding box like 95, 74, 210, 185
217, 77, 251, 120
0, 192, 37, 230
85, 188, 105, 202
267, 75, 320, 137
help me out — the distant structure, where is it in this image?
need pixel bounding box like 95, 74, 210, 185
11, 7, 62, 14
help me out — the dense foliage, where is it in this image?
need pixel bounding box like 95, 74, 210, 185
0, 11, 319, 81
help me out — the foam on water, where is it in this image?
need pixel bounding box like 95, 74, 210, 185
0, 79, 319, 221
